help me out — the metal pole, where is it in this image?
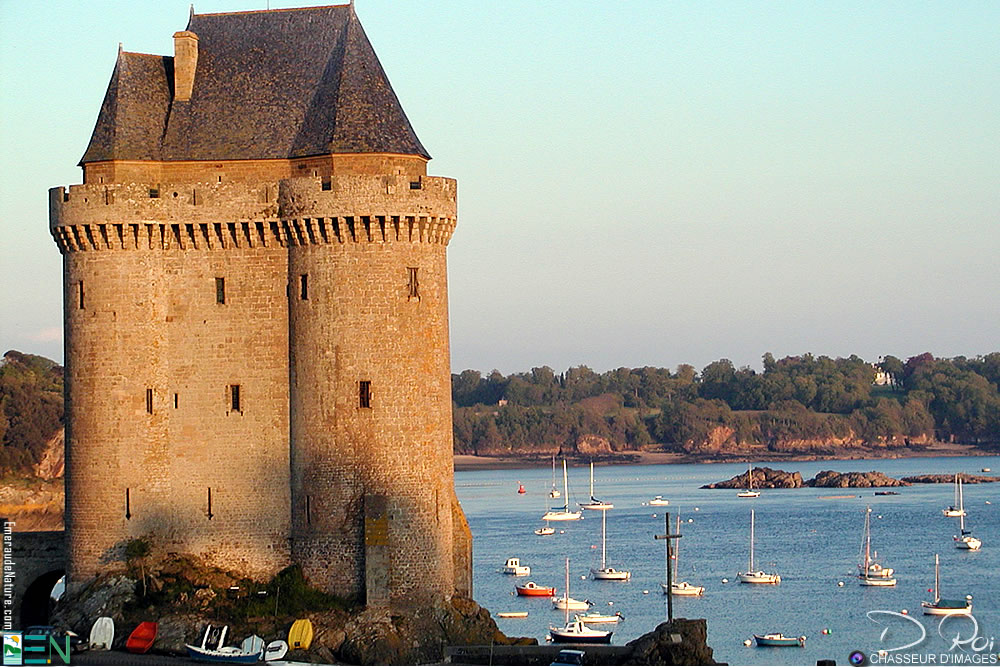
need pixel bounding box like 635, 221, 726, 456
655, 511, 682, 623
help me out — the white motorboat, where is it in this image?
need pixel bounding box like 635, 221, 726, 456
737, 463, 761, 498
738, 509, 780, 584
502, 557, 530, 576
922, 554, 972, 615
549, 558, 612, 644
942, 473, 967, 517
590, 509, 630, 580
648, 496, 670, 506
579, 462, 614, 510
577, 611, 623, 624
662, 513, 704, 596
858, 505, 896, 586
534, 525, 555, 536
551, 595, 591, 611
543, 460, 583, 521
952, 476, 982, 550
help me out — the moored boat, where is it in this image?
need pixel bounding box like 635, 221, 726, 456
496, 611, 528, 618
590, 509, 630, 580
579, 462, 614, 510
754, 633, 805, 647
515, 581, 556, 597
549, 558, 613, 644
737, 463, 761, 498
543, 460, 583, 521
737, 509, 780, 584
577, 611, 623, 624
648, 496, 669, 506
858, 505, 896, 586
922, 554, 973, 615
502, 557, 530, 576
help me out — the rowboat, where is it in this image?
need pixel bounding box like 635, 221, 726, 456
126, 622, 157, 654
496, 611, 528, 618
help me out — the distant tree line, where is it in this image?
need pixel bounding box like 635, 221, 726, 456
0, 351, 64, 475
452, 353, 1000, 456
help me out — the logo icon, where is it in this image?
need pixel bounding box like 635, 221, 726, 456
3, 633, 22, 666
848, 649, 867, 666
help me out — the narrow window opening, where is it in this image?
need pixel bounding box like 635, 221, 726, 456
306, 496, 312, 525
99, 176, 105, 184
146, 388, 153, 414
217, 175, 222, 183
300, 274, 308, 300
216, 277, 226, 304
321, 179, 332, 191
78, 281, 85, 310
173, 393, 179, 409
230, 384, 241, 413
359, 380, 371, 409
407, 267, 420, 300
125, 488, 131, 520
409, 181, 422, 190
149, 187, 160, 199
207, 487, 214, 520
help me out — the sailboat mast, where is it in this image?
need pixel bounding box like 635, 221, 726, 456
749, 509, 755, 572
674, 513, 681, 581
601, 509, 607, 569
563, 460, 570, 511
590, 462, 595, 499
564, 557, 570, 625
864, 506, 872, 571
958, 476, 966, 532
934, 553, 940, 603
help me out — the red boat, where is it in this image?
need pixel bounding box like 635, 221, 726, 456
515, 582, 556, 597
126, 621, 158, 654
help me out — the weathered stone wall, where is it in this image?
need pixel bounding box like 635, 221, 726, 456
285, 176, 459, 603
82, 154, 428, 187
52, 170, 471, 604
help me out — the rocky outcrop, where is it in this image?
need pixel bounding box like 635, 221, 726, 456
806, 470, 909, 488
702, 467, 804, 489
624, 618, 718, 665
51, 555, 516, 665
33, 429, 65, 479
902, 474, 1000, 484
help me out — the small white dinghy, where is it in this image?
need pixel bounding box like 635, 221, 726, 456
89, 616, 114, 651
264, 640, 288, 662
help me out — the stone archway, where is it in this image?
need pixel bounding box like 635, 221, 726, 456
20, 569, 64, 628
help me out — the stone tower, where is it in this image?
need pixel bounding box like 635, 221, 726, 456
50, 4, 472, 605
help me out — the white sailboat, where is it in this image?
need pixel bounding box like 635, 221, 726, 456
921, 554, 973, 615
737, 509, 780, 584
542, 460, 582, 521
737, 463, 761, 498
858, 506, 896, 586
590, 509, 630, 580
953, 476, 982, 550
662, 512, 704, 596
942, 473, 966, 517
549, 558, 612, 644
549, 455, 561, 498
579, 462, 613, 510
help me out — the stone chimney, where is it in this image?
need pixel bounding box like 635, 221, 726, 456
172, 31, 198, 102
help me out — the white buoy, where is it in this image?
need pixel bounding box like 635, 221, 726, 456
901, 609, 908, 615
694, 507, 700, 511
580, 575, 587, 580
838, 581, 844, 587
722, 578, 729, 583
642, 590, 649, 595
688, 518, 693, 523
608, 601, 614, 606
744, 639, 753, 646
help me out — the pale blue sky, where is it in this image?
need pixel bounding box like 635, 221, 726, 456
1, 1, 998, 374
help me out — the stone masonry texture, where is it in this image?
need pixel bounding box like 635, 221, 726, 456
51, 4, 472, 606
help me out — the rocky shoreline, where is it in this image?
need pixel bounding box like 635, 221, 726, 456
702, 467, 910, 489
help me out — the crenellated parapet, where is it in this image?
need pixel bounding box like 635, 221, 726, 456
50, 175, 457, 253
278, 175, 457, 247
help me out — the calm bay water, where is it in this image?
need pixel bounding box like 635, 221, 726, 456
455, 455, 1000, 666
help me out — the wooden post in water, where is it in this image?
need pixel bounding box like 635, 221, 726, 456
654, 511, 683, 622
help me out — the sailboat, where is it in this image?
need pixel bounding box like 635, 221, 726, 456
737, 509, 780, 584
942, 473, 967, 517
921, 554, 972, 615
549, 455, 561, 499
954, 476, 982, 550
858, 506, 896, 586
737, 463, 761, 498
663, 512, 704, 596
549, 558, 613, 644
590, 509, 630, 580
579, 462, 613, 510
542, 460, 582, 521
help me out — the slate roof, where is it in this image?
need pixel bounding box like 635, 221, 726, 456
80, 4, 429, 165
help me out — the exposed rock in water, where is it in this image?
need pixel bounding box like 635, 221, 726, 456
624, 618, 719, 665
806, 470, 909, 488
902, 474, 1000, 484
51, 555, 522, 664
701, 467, 804, 489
